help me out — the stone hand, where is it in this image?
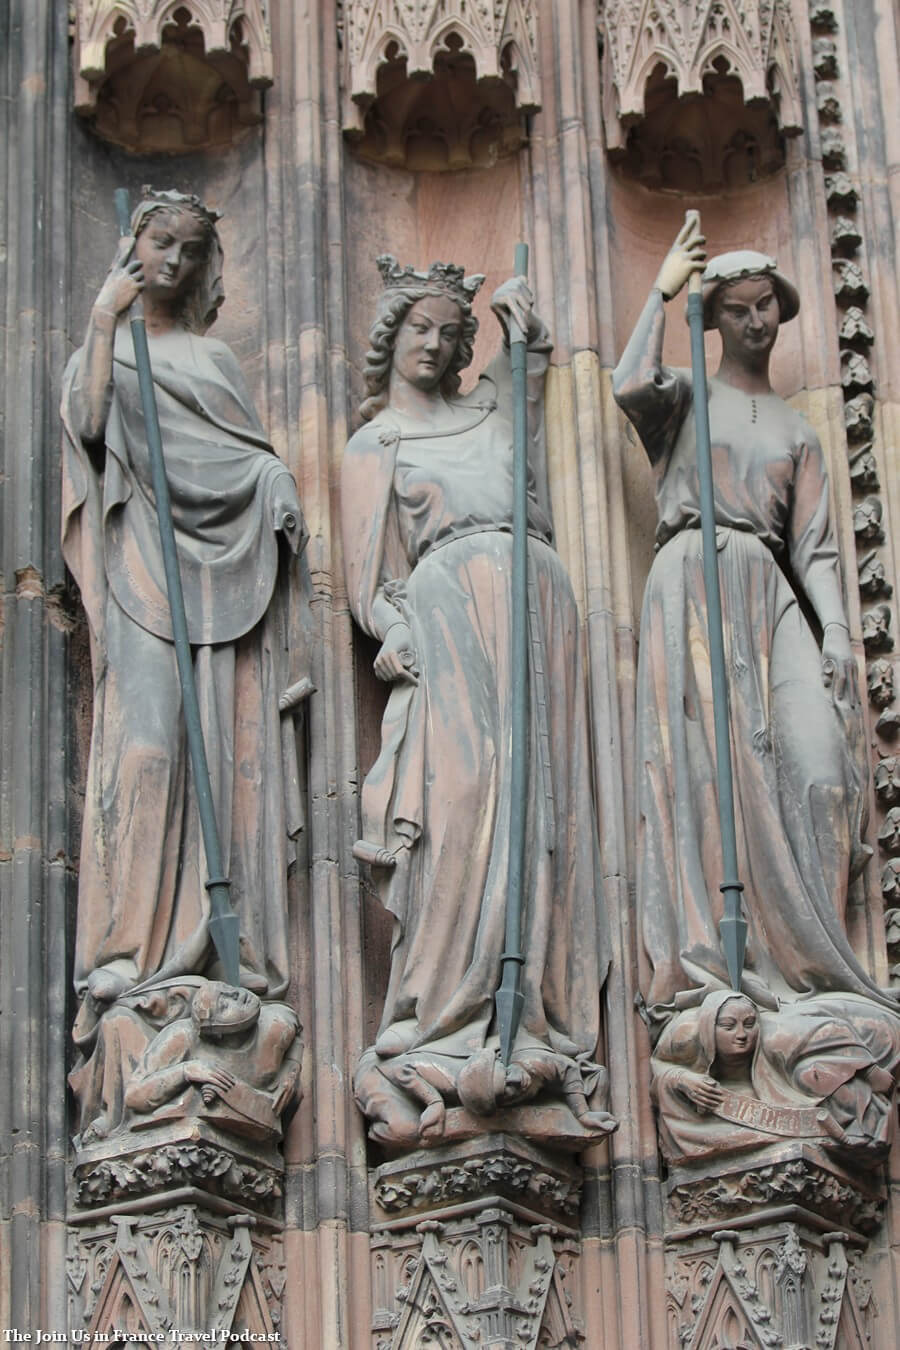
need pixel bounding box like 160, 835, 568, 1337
93, 236, 144, 318
677, 1070, 723, 1112
183, 1061, 236, 1101
654, 215, 707, 301
491, 275, 540, 342
374, 621, 418, 685
821, 623, 859, 708
271, 472, 303, 537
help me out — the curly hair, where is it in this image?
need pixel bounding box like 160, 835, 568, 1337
129, 197, 225, 335
360, 287, 479, 421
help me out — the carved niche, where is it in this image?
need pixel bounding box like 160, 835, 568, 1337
72, 2, 274, 152
340, 0, 540, 169
598, 0, 803, 190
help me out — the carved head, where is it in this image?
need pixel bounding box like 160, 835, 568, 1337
701, 250, 799, 333
360, 255, 485, 420
712, 995, 759, 1071
129, 187, 225, 334
191, 981, 261, 1036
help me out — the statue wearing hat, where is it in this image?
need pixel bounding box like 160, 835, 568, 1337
613, 218, 895, 1045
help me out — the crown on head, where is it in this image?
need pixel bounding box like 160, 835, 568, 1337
140, 186, 223, 228
376, 254, 485, 306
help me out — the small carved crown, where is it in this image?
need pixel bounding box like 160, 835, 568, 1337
140, 185, 223, 229
376, 254, 485, 306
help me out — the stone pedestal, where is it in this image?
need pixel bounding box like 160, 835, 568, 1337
662, 1144, 886, 1349
68, 1122, 287, 1340
368, 1135, 588, 1349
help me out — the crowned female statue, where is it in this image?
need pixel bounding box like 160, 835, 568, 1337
342, 256, 615, 1146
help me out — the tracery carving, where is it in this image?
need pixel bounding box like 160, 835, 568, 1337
72, 2, 274, 151
598, 1, 802, 187
340, 1, 540, 168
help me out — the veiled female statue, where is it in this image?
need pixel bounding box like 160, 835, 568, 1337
342, 256, 614, 1147
613, 220, 896, 1038
62, 189, 307, 1011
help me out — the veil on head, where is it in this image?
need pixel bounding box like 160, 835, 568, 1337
130, 187, 225, 334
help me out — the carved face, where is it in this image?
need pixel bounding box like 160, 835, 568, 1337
194, 981, 260, 1034
714, 276, 780, 364
713, 996, 759, 1069
135, 209, 209, 304
392, 294, 463, 391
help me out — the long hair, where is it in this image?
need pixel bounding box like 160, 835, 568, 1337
129, 196, 225, 335
360, 287, 479, 421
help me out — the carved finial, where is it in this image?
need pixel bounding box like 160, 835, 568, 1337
375, 254, 485, 306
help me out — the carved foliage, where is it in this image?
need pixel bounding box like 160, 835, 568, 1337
599, 0, 803, 153
72, 1, 273, 151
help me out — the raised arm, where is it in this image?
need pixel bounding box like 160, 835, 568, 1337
483, 276, 553, 451
613, 217, 706, 464
70, 237, 145, 454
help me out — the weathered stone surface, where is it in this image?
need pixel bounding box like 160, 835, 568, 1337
599, 0, 803, 156
341, 0, 540, 168
67, 1205, 284, 1340
72, 0, 273, 151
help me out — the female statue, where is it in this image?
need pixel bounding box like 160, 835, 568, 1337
62, 189, 307, 1010
342, 256, 613, 1146
652, 990, 900, 1164
613, 218, 894, 1034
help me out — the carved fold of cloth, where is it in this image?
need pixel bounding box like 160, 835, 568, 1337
652, 990, 900, 1164
614, 304, 893, 1030
342, 347, 609, 1135
62, 327, 309, 1000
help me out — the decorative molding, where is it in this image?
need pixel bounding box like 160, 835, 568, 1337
73, 1138, 282, 1211
340, 0, 540, 168
665, 1146, 886, 1235
72, 1, 273, 151
66, 1206, 282, 1340
75, 0, 273, 85
372, 1135, 582, 1223
370, 1210, 584, 1349
666, 1225, 877, 1350
598, 0, 803, 156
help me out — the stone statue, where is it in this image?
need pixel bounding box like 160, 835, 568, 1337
61, 189, 309, 1012
613, 220, 896, 1034
124, 981, 301, 1142
652, 991, 900, 1166
69, 979, 301, 1146
342, 256, 615, 1148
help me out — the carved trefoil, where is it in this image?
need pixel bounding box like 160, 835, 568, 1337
599, 1, 803, 189
340, 1, 540, 169
72, 1, 274, 152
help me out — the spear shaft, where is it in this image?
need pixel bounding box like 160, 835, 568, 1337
685, 214, 747, 990
113, 188, 240, 988
496, 241, 530, 1065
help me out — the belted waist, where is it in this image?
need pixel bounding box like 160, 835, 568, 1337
417, 522, 551, 563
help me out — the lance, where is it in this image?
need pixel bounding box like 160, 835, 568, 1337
496, 241, 530, 1065
684, 209, 747, 990
113, 188, 241, 988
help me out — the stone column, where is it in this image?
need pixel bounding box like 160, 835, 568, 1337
0, 0, 73, 1337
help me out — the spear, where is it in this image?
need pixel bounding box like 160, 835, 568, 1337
496, 241, 530, 1065
113, 188, 241, 988
684, 209, 747, 990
